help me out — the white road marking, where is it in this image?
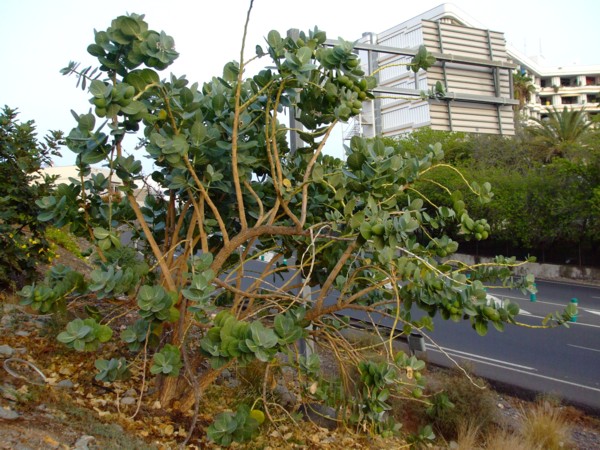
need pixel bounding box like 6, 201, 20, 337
517, 313, 600, 329
568, 344, 600, 353
434, 346, 536, 370
519, 309, 532, 315
488, 293, 569, 308
430, 348, 600, 394
584, 309, 600, 317
506, 294, 570, 308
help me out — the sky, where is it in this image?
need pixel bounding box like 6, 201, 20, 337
1, 0, 599, 168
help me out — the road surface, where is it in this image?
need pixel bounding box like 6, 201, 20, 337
420, 280, 600, 412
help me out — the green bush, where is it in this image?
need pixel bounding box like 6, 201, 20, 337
0, 106, 62, 290
426, 370, 499, 440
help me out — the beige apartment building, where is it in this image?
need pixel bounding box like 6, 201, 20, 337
344, 3, 599, 139
509, 47, 600, 121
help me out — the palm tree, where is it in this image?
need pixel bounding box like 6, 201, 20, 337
513, 72, 536, 112
527, 106, 592, 161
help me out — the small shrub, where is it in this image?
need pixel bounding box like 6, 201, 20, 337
425, 369, 499, 440
207, 404, 260, 446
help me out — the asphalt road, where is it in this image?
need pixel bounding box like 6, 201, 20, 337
421, 280, 600, 412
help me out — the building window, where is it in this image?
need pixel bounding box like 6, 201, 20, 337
540, 78, 549, 88
586, 76, 597, 86
561, 96, 578, 105
587, 93, 599, 104
560, 77, 579, 87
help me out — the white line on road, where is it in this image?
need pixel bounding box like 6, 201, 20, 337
490, 293, 569, 308
430, 348, 600, 394
584, 309, 600, 317
434, 346, 536, 370
518, 313, 600, 329
567, 344, 600, 353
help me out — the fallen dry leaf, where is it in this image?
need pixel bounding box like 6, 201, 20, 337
161, 424, 175, 436
93, 406, 111, 417
43, 435, 60, 448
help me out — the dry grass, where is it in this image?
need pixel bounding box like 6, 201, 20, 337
452, 419, 481, 449
483, 428, 531, 450
519, 401, 573, 450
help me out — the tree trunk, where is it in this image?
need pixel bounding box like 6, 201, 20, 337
158, 374, 186, 407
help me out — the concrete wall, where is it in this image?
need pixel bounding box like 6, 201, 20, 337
453, 253, 600, 286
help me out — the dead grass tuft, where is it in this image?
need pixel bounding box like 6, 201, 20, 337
519, 400, 573, 450
453, 419, 481, 449
484, 428, 531, 450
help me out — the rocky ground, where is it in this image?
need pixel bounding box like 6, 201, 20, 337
2, 301, 600, 449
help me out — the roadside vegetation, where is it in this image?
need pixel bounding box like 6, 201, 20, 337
389, 119, 600, 266
0, 1, 594, 448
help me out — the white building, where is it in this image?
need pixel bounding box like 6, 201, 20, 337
346, 3, 599, 139
508, 47, 600, 121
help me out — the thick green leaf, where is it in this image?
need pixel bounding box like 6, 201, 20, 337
120, 100, 146, 115
89, 80, 107, 97
93, 227, 110, 240
474, 319, 488, 336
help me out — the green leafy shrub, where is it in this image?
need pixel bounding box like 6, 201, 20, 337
207, 404, 260, 446
57, 318, 113, 351
150, 344, 183, 376
95, 357, 130, 382
18, 264, 85, 313
17, 10, 577, 447
0, 106, 62, 290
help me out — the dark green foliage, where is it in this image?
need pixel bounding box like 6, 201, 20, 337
527, 107, 593, 161
18, 264, 85, 313
387, 126, 600, 266
0, 107, 62, 290
459, 151, 600, 265
384, 127, 470, 163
